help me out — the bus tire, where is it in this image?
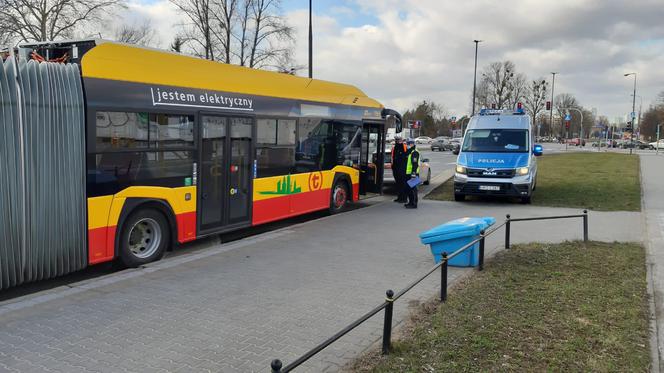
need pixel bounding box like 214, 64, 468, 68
119, 208, 169, 267
329, 180, 349, 214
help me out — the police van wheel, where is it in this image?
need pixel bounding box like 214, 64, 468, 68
520, 196, 532, 204
329, 180, 349, 214
454, 193, 465, 202
119, 208, 169, 267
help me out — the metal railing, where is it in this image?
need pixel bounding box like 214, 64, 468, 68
270, 210, 589, 372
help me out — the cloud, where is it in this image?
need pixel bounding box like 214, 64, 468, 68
114, 0, 664, 120
285, 0, 664, 120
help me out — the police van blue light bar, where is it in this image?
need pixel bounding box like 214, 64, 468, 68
478, 105, 526, 116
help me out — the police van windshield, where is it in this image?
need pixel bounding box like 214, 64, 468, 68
462, 129, 529, 153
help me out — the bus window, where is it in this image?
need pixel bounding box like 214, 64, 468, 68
95, 111, 149, 150
295, 118, 330, 173
149, 113, 194, 148
95, 111, 194, 151
256, 118, 296, 178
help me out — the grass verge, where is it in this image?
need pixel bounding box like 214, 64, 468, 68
350, 241, 649, 372
426, 153, 641, 211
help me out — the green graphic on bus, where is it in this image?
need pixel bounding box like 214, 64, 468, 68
259, 175, 302, 195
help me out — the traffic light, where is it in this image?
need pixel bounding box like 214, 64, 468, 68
546, 101, 551, 110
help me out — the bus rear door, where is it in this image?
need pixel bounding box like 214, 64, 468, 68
360, 121, 385, 195
198, 114, 254, 234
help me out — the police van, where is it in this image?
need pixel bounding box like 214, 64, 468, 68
453, 106, 543, 203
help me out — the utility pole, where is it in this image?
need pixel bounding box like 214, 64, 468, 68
657, 124, 661, 155
308, 0, 313, 79
624, 72, 637, 154
471, 40, 482, 116
549, 72, 557, 141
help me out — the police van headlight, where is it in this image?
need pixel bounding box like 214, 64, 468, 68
456, 165, 467, 174
516, 167, 529, 176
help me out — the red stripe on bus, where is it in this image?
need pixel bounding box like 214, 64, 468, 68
252, 188, 331, 226
88, 226, 115, 265
352, 183, 359, 201
176, 211, 197, 243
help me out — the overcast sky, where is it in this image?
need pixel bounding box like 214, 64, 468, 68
125, 0, 664, 122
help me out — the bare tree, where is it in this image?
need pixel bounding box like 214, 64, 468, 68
555, 93, 580, 138
0, 0, 124, 42
170, 35, 187, 53
113, 20, 158, 46
170, 0, 293, 70
523, 78, 548, 126
248, 0, 293, 69
210, 0, 237, 64
170, 0, 215, 60
506, 72, 527, 110
480, 61, 518, 110
233, 0, 252, 65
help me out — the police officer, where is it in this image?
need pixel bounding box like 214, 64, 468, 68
391, 135, 408, 202
404, 138, 420, 209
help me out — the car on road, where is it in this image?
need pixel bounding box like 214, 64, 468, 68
450, 138, 462, 155
650, 139, 664, 149
565, 138, 586, 146
415, 136, 433, 144
453, 108, 542, 204
431, 136, 454, 151
381, 151, 432, 185
621, 140, 655, 150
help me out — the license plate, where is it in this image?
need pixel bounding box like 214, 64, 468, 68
479, 185, 500, 191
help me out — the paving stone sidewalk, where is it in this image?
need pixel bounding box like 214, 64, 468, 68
0, 197, 641, 372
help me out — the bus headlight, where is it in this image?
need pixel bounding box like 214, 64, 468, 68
456, 165, 467, 174
516, 167, 529, 176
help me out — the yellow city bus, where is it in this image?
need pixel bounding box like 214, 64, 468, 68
0, 40, 401, 287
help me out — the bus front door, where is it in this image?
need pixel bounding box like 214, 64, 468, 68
360, 122, 385, 195
199, 115, 254, 234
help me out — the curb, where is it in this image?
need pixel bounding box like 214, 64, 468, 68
640, 154, 661, 373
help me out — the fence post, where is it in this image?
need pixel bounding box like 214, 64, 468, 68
440, 253, 448, 302
479, 230, 485, 271
271, 359, 283, 373
382, 289, 395, 355
505, 214, 511, 249
583, 210, 589, 243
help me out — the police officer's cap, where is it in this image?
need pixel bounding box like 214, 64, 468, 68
406, 138, 415, 145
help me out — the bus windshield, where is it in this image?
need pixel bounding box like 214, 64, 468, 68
462, 129, 529, 153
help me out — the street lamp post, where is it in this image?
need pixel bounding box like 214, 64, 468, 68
471, 40, 482, 116
308, 0, 313, 79
549, 72, 557, 141
624, 72, 637, 154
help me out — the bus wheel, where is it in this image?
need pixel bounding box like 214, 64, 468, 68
329, 180, 349, 214
119, 209, 169, 267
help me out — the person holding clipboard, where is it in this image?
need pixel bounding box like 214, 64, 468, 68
404, 139, 421, 209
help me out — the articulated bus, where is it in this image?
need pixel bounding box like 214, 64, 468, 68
0, 40, 402, 289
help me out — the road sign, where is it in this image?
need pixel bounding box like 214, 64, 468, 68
564, 113, 571, 121
631, 112, 636, 119
408, 120, 422, 129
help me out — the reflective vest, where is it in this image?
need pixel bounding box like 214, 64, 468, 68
406, 149, 420, 174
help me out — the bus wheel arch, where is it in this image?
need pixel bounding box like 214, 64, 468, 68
329, 173, 352, 214
115, 199, 177, 266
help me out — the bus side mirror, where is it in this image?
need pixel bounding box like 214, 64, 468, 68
533, 144, 543, 156
386, 115, 402, 133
